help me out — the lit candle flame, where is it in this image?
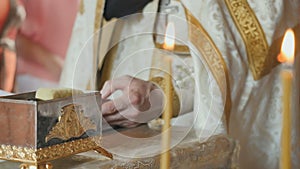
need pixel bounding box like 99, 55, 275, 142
163, 22, 175, 51
278, 28, 295, 64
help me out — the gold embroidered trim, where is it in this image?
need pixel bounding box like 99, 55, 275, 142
225, 0, 269, 80
150, 76, 180, 117
183, 7, 232, 129
0, 137, 112, 163
79, 0, 85, 15
94, 0, 104, 33
91, 0, 105, 90
98, 21, 123, 89
97, 43, 119, 89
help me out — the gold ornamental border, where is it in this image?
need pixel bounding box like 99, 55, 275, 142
225, 0, 269, 80
0, 136, 112, 164
182, 6, 232, 129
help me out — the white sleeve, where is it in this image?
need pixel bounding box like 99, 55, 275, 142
172, 55, 195, 115
189, 43, 227, 137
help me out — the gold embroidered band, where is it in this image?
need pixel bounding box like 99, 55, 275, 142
89, 0, 105, 90
94, 0, 104, 33
183, 6, 232, 130
225, 0, 270, 80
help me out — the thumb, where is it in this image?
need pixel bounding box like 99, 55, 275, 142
100, 76, 130, 98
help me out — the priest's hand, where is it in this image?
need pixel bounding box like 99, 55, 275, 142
100, 75, 164, 128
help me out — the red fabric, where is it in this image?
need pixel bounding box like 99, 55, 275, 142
17, 0, 79, 82
19, 0, 79, 58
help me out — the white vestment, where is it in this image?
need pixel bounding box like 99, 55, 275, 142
61, 0, 300, 168
182, 0, 300, 168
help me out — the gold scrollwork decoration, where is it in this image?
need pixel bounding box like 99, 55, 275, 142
0, 136, 112, 163
0, 144, 36, 162
45, 104, 97, 143
20, 162, 53, 169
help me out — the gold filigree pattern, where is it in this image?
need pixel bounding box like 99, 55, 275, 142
0, 145, 36, 162
20, 163, 53, 169
225, 0, 269, 80
36, 137, 104, 162
45, 104, 97, 142
173, 136, 234, 163
97, 135, 238, 168
0, 137, 112, 163
183, 6, 232, 128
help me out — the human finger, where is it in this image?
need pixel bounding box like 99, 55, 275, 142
100, 76, 131, 99
104, 113, 125, 123
102, 95, 130, 115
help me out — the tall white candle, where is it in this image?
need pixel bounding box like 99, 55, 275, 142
278, 28, 295, 169
160, 22, 175, 169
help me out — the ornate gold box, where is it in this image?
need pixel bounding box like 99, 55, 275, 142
0, 92, 111, 168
